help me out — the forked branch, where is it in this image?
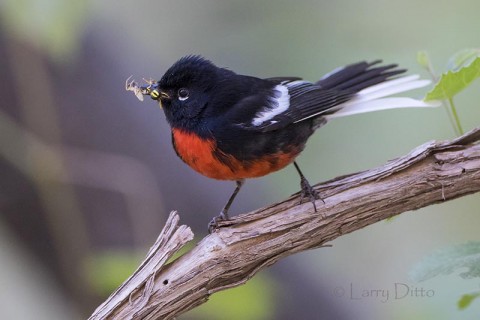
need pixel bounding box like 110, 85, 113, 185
90, 128, 480, 320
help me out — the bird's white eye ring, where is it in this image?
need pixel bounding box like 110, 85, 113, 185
178, 88, 189, 101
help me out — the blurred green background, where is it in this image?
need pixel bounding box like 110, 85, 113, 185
0, 0, 479, 319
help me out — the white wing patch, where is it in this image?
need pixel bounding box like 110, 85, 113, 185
251, 84, 290, 126
284, 80, 311, 89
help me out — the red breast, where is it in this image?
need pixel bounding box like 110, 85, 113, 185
172, 128, 298, 180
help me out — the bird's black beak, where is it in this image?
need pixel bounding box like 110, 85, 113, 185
143, 84, 170, 101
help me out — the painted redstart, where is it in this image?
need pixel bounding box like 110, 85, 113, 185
126, 55, 436, 231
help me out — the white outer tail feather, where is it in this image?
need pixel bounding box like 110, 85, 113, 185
325, 75, 440, 120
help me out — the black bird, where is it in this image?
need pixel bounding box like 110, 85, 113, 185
127, 55, 436, 231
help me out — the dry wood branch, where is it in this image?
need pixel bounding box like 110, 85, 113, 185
90, 128, 480, 320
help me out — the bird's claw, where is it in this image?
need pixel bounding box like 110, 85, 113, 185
207, 211, 228, 234
299, 176, 324, 213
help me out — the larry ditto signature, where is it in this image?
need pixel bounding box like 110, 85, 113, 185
332, 283, 435, 303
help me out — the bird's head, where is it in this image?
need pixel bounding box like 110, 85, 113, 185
127, 55, 239, 132
154, 56, 221, 127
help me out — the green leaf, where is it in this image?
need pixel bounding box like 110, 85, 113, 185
425, 56, 480, 101
447, 48, 480, 71
410, 242, 480, 282
458, 292, 480, 310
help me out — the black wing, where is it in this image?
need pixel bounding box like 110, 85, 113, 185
264, 76, 303, 82
232, 79, 354, 132
236, 61, 405, 132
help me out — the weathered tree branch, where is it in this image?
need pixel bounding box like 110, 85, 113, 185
90, 128, 480, 320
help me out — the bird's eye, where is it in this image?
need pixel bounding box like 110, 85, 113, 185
178, 88, 189, 101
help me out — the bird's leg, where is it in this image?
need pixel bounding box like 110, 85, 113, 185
293, 161, 323, 212
208, 179, 245, 233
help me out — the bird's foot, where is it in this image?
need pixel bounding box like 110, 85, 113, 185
208, 211, 229, 234
299, 176, 324, 214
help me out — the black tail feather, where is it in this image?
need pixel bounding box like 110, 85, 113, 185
316, 61, 406, 92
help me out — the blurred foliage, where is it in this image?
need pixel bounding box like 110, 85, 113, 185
415, 49, 480, 311
411, 242, 480, 281
447, 48, 480, 71
85, 239, 196, 296
85, 250, 144, 296
185, 274, 276, 320
411, 242, 480, 310
0, 0, 89, 63
458, 292, 480, 310
85, 243, 276, 319
417, 51, 432, 71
